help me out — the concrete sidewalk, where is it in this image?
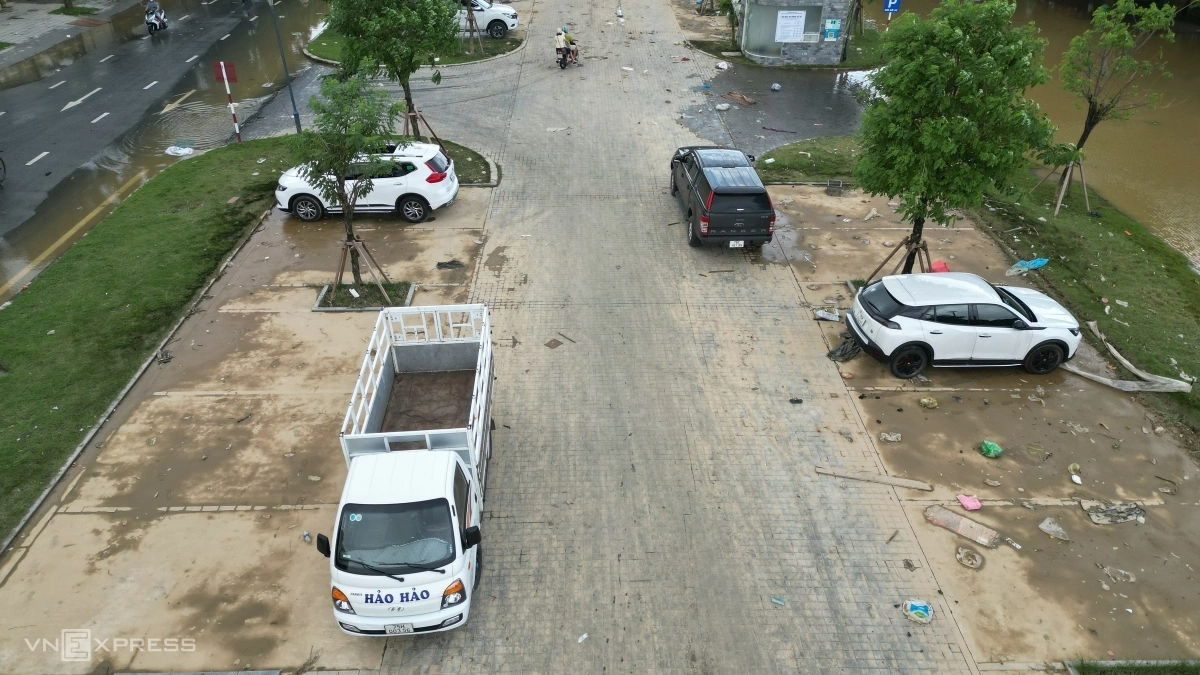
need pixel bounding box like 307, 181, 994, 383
0, 0, 132, 71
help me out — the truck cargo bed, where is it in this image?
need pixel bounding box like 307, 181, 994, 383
381, 370, 475, 432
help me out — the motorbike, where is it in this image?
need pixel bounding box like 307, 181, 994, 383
556, 47, 569, 69
145, 9, 168, 34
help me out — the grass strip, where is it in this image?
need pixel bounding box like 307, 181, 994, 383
0, 137, 293, 538
1073, 661, 1200, 675
757, 135, 861, 184
306, 27, 522, 66
0, 42, 14, 51
49, 5, 99, 14
317, 282, 411, 309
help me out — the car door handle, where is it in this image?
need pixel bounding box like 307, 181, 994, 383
979, 334, 992, 338
929, 330, 943, 334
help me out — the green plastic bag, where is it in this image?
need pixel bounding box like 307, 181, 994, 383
979, 440, 1003, 458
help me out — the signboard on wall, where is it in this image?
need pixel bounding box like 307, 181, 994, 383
823, 18, 842, 41
774, 10, 807, 42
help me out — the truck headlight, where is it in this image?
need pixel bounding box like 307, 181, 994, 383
441, 579, 466, 609
332, 587, 356, 615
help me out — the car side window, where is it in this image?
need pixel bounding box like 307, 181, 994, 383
393, 162, 416, 178
934, 305, 970, 326
974, 303, 1018, 328
683, 156, 698, 184
453, 465, 470, 533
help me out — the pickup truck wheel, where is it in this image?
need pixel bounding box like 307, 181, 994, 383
488, 20, 507, 38
291, 195, 323, 222
889, 346, 928, 379
1023, 342, 1064, 374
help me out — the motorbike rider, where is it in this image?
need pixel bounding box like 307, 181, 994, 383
562, 26, 581, 66
145, 0, 164, 25
554, 29, 568, 64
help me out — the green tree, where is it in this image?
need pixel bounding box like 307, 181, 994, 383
327, 0, 459, 131
1059, 0, 1177, 151
854, 0, 1054, 273
287, 74, 403, 286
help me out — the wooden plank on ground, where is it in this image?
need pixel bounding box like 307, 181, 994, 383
814, 466, 933, 491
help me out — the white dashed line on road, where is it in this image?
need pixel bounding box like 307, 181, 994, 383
26, 152, 49, 166
61, 87, 102, 111
49, 81, 66, 89
178, 14, 190, 20
186, 55, 199, 62
91, 112, 110, 124
100, 54, 114, 62
143, 81, 159, 89
220, 33, 231, 40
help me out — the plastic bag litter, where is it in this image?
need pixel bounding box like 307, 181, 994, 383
165, 146, 194, 157
956, 547, 984, 569
903, 600, 933, 624
770, 83, 782, 91
956, 494, 982, 511
930, 260, 950, 273
879, 432, 902, 443
1004, 258, 1049, 276
979, 440, 1003, 458
716, 61, 729, 69
763, 158, 775, 164
919, 396, 938, 409
1038, 517, 1070, 541
814, 307, 840, 321
715, 103, 731, 111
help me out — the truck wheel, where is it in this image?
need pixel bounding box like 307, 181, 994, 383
488, 20, 507, 38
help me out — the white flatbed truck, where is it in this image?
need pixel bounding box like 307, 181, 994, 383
315, 304, 493, 636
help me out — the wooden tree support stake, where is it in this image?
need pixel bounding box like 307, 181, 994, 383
332, 236, 393, 305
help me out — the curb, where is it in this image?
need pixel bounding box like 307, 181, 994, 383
0, 207, 273, 556
301, 33, 527, 69
462, 155, 500, 188
311, 281, 416, 312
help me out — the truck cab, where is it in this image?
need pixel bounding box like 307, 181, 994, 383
317, 451, 482, 635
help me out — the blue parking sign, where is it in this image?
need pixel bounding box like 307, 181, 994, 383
884, 0, 901, 12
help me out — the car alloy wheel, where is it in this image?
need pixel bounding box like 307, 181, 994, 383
488, 21, 507, 39
399, 196, 428, 223
1024, 343, 1064, 374
292, 196, 322, 222
890, 346, 928, 379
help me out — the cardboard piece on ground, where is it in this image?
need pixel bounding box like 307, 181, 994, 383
924, 504, 1002, 548
815, 466, 933, 491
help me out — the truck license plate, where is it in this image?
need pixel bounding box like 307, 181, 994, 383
729, 241, 745, 248
385, 624, 414, 634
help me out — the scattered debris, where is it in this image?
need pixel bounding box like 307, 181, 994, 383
1005, 537, 1022, 550
918, 396, 938, 410
839, 429, 854, 443
816, 466, 933, 491
1081, 500, 1147, 525
1156, 476, 1178, 495
956, 495, 982, 511
763, 126, 799, 134
979, 440, 1003, 458
436, 260, 464, 269
157, 349, 173, 364
903, 559, 916, 571
763, 158, 775, 164
237, 413, 252, 424
770, 596, 787, 606
1004, 258, 1049, 276
721, 91, 756, 105
165, 146, 194, 156
1061, 321, 1192, 393
952, 396, 963, 403
620, 66, 634, 71
303, 531, 312, 543
984, 479, 1001, 487
903, 599, 934, 624
307, 475, 322, 482
545, 339, 563, 349
814, 307, 840, 321
924, 505, 1002, 548
716, 61, 729, 70
879, 432, 902, 443
956, 547, 984, 569
715, 103, 731, 111
827, 338, 861, 362
578, 633, 589, 643
1068, 462, 1081, 475
887, 530, 899, 543
1038, 517, 1070, 541
1099, 565, 1136, 583
789, 398, 803, 404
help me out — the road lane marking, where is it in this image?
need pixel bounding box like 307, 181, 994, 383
143, 80, 159, 89
0, 170, 148, 298
49, 80, 66, 89
0, 111, 5, 117
26, 152, 49, 166
161, 89, 196, 113
61, 87, 102, 111
220, 33, 231, 40
178, 13, 190, 20
91, 112, 110, 123
100, 54, 114, 62
186, 54, 199, 63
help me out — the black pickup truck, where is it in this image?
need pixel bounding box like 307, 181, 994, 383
670, 146, 775, 249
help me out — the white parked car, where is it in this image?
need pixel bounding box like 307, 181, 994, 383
276, 142, 459, 224
457, 0, 519, 39
846, 272, 1081, 378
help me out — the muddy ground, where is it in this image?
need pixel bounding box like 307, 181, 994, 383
767, 185, 1200, 664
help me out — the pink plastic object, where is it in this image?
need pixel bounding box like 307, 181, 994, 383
930, 260, 950, 273
956, 494, 982, 511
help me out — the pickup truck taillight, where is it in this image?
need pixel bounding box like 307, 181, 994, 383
767, 196, 776, 235
699, 215, 709, 235
425, 160, 447, 183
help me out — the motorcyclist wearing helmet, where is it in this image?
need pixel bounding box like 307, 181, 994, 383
562, 26, 581, 66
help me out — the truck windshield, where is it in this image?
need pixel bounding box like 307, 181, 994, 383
335, 499, 456, 575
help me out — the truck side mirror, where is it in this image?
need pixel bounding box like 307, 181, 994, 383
747, 154, 756, 163
463, 526, 481, 550
316, 533, 331, 558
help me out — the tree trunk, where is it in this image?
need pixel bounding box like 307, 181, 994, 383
901, 210, 926, 274
401, 79, 420, 142
342, 205, 364, 287
64, 0, 74, 9
1075, 101, 1101, 151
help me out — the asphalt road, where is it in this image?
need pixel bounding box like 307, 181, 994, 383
0, 0, 263, 237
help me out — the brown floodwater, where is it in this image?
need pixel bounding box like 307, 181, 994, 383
865, 0, 1200, 267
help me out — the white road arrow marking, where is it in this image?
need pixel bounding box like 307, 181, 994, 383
161, 89, 196, 113
61, 87, 102, 111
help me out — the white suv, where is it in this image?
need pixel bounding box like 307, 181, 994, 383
846, 272, 1081, 379
276, 142, 459, 224
457, 0, 519, 39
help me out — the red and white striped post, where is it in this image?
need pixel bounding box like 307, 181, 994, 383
213, 61, 241, 142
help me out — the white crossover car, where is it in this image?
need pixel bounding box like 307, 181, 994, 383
847, 272, 1081, 379
458, 0, 519, 39
276, 142, 459, 224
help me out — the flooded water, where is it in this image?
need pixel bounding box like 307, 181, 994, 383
0, 0, 328, 299
864, 0, 1200, 266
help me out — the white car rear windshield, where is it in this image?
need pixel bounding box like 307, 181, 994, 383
428, 151, 450, 174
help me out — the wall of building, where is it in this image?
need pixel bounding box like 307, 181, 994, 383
738, 0, 850, 66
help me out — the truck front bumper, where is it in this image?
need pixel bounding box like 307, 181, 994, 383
333, 603, 470, 636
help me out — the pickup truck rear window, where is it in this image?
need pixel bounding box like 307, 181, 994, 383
860, 281, 905, 319
710, 193, 771, 213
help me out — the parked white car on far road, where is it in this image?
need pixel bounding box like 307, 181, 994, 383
276, 142, 459, 224
457, 0, 519, 39
847, 272, 1082, 379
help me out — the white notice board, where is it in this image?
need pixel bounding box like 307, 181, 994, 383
775, 10, 807, 42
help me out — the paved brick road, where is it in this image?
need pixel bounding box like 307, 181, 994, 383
366, 0, 978, 672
